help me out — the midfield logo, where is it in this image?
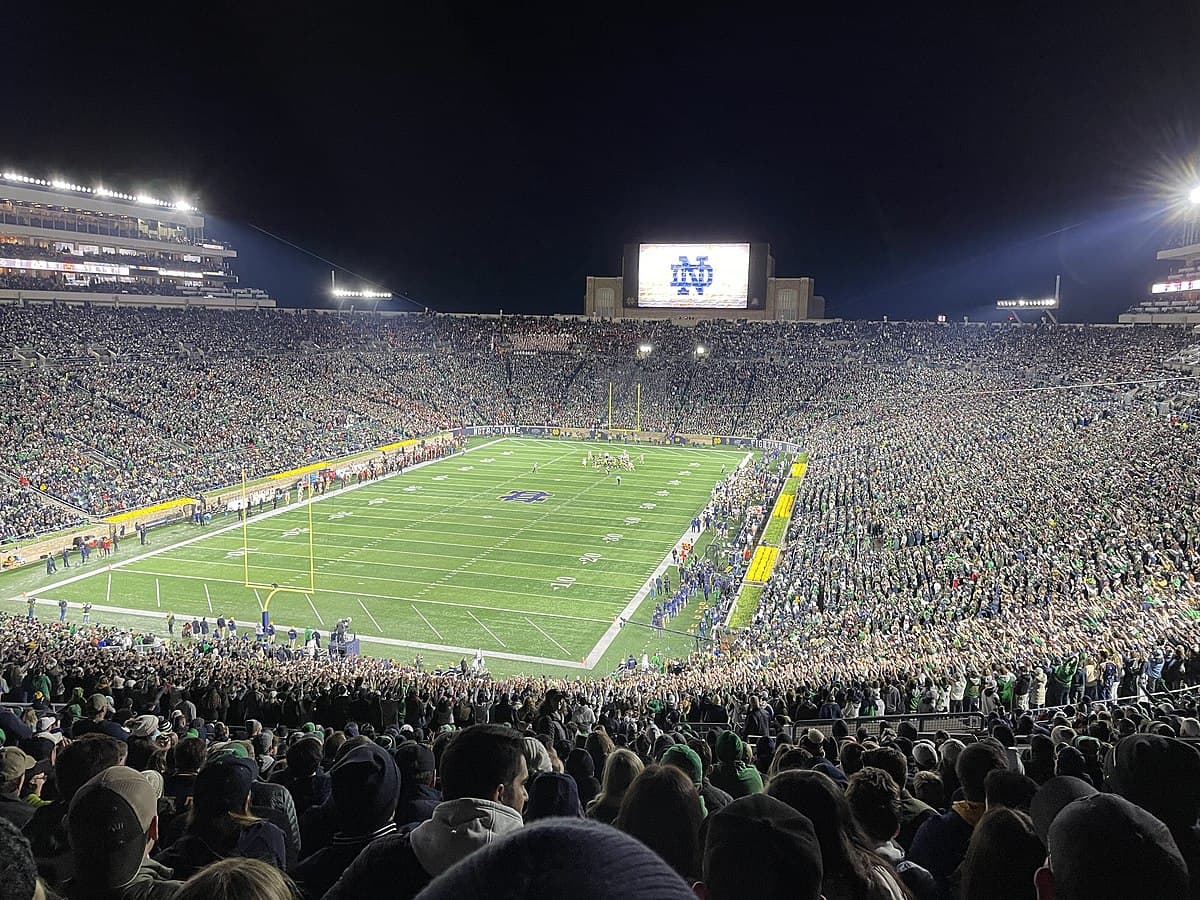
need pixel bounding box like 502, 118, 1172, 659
671, 255, 714, 296
500, 489, 551, 503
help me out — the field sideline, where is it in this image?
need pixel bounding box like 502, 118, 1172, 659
15, 438, 749, 675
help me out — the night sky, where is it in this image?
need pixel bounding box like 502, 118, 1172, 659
5, 4, 1200, 321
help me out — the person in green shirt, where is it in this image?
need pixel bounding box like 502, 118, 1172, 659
709, 731, 764, 799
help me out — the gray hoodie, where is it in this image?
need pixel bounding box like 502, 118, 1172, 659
410, 798, 524, 875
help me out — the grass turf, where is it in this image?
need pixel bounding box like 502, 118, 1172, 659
17, 438, 749, 677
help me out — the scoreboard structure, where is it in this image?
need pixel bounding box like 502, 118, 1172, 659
584, 242, 824, 321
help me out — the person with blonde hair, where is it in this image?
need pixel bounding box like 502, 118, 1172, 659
174, 858, 296, 900
587, 748, 644, 825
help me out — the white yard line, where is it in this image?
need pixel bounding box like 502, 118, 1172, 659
579, 450, 750, 668
467, 609, 507, 648
7, 439, 506, 607
357, 598, 383, 632
526, 616, 571, 656
104, 568, 614, 623
304, 593, 325, 626
412, 604, 444, 640
204, 583, 213, 613
18, 598, 588, 669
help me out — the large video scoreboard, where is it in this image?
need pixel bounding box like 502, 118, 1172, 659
623, 242, 769, 310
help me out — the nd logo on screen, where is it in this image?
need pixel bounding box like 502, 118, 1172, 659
671, 255, 714, 296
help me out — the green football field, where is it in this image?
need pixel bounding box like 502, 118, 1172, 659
22, 438, 749, 677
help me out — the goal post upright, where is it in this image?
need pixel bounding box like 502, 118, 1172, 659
241, 468, 318, 632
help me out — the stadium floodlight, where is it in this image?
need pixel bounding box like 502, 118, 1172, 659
332, 288, 393, 299
1190, 186, 1200, 205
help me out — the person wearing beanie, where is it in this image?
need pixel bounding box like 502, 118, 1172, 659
1035, 794, 1189, 900
524, 772, 582, 821
909, 740, 1007, 894
156, 755, 286, 879
0, 816, 47, 900
1103, 734, 1200, 896
415, 817, 694, 899
324, 725, 528, 900
661, 744, 709, 816
709, 731, 764, 799
289, 742, 401, 900
394, 742, 441, 827
65, 766, 183, 899
698, 794, 824, 900
564, 748, 600, 808
912, 741, 938, 772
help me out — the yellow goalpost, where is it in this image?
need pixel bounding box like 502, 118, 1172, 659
241, 470, 317, 628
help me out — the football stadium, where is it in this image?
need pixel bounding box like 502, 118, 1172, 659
5, 8, 1200, 900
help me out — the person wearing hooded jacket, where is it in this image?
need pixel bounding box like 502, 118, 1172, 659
289, 742, 400, 900
708, 731, 764, 799
322, 725, 528, 900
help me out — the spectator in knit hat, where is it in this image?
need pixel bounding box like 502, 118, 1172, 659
862, 746, 935, 850
394, 741, 440, 827
616, 764, 704, 882
524, 771, 582, 821
0, 746, 37, 829
846, 767, 936, 900
696, 794, 823, 900
709, 731, 763, 799
324, 724, 527, 900
564, 747, 600, 808
586, 747, 643, 825
289, 742, 400, 900
1035, 794, 1189, 900
65, 766, 182, 899
959, 807, 1044, 900
415, 817, 695, 900
0, 816, 47, 900
661, 743, 709, 815
909, 741, 1007, 896
156, 755, 285, 879
1103, 733, 1200, 897
174, 859, 296, 900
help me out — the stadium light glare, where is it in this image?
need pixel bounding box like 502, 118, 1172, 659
331, 288, 393, 299
695, 345, 707, 356
1190, 186, 1200, 205
638, 343, 653, 353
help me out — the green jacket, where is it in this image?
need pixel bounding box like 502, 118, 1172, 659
709, 761, 764, 799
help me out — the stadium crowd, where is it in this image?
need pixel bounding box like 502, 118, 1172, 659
0, 307, 1199, 898
1, 612, 1200, 899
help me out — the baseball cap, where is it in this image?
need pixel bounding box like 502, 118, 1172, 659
88, 693, 110, 713
0, 747, 36, 783
67, 767, 158, 889
702, 794, 823, 900
193, 754, 258, 815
